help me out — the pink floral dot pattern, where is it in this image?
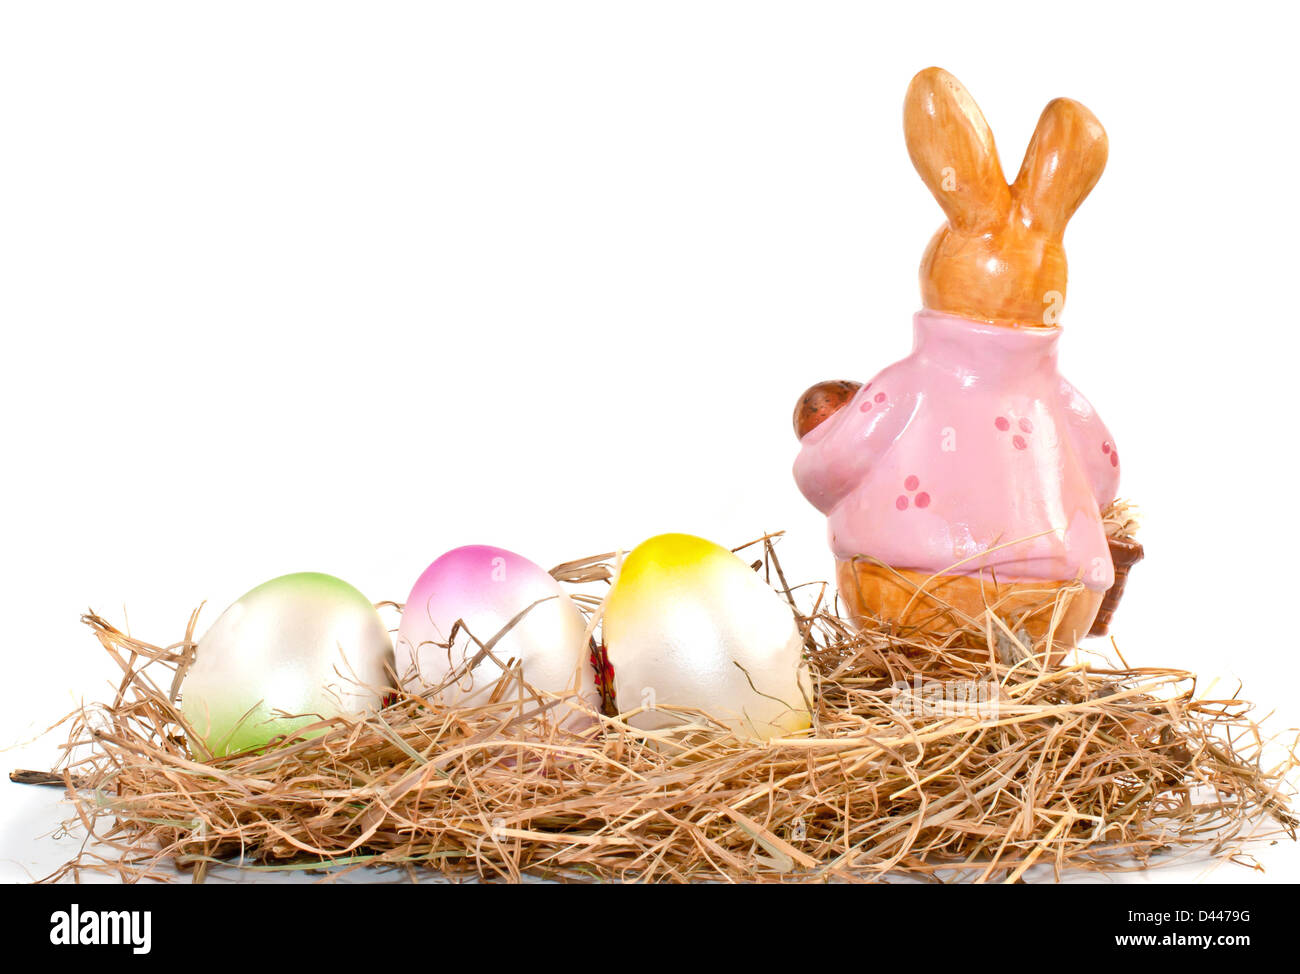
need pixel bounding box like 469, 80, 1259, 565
996, 415, 1032, 451
861, 387, 889, 412
896, 474, 930, 512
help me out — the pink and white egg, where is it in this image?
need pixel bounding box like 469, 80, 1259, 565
394, 545, 597, 715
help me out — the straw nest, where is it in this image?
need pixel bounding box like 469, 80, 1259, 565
26, 521, 1300, 884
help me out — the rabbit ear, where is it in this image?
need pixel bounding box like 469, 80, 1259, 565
904, 67, 1011, 232
1012, 98, 1108, 237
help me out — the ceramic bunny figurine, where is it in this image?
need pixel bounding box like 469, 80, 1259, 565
793, 67, 1135, 650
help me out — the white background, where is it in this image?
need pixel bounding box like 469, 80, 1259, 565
2, 2, 1297, 883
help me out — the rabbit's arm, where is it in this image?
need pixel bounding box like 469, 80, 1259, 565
793, 382, 911, 515
1058, 378, 1120, 508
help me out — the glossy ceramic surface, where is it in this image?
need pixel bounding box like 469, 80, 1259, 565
795, 310, 1118, 589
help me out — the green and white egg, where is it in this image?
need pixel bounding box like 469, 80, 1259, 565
181, 572, 395, 759
602, 533, 812, 740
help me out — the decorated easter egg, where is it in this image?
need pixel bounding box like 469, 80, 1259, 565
602, 533, 811, 740
181, 572, 395, 759
394, 545, 595, 712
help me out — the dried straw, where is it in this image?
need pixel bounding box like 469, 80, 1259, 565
1102, 498, 1141, 543
23, 529, 1298, 884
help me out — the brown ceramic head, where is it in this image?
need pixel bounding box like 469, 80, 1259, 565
904, 67, 1108, 326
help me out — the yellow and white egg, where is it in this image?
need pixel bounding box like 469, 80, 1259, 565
602, 533, 811, 740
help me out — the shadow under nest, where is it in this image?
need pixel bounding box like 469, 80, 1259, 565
28, 533, 1299, 884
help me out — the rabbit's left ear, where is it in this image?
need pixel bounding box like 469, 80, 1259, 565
1012, 98, 1108, 237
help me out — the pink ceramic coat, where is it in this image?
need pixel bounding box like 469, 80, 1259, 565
794, 310, 1119, 591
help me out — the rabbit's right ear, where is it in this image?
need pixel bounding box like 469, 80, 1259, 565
904, 67, 1010, 233
1011, 98, 1108, 238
